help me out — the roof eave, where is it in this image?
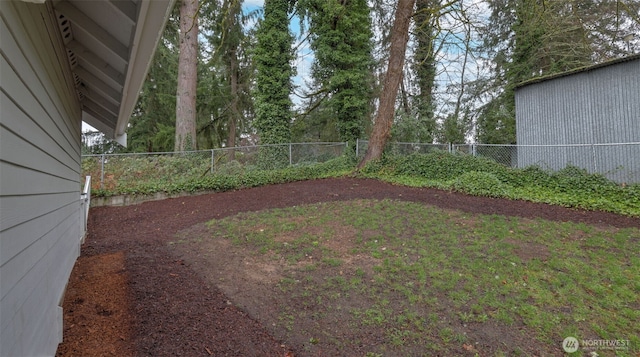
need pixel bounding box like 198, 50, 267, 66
115, 0, 175, 146
515, 53, 640, 90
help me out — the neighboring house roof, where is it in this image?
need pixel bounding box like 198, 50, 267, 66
48, 0, 175, 145
515, 53, 640, 90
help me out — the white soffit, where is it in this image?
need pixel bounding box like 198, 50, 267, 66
51, 0, 175, 146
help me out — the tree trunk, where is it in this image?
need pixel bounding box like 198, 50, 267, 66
357, 0, 415, 168
226, 46, 239, 160
175, 0, 199, 152
414, 0, 438, 141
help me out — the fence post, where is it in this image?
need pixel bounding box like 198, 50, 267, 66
591, 144, 597, 173
289, 143, 293, 166
211, 149, 214, 174
100, 154, 105, 189
356, 139, 359, 157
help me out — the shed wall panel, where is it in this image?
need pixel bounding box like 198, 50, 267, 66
516, 56, 640, 182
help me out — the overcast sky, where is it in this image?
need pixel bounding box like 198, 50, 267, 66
244, 0, 263, 6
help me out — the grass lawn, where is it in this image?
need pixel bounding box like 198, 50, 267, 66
171, 199, 639, 356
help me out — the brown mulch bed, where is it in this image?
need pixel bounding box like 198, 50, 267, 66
55, 178, 639, 357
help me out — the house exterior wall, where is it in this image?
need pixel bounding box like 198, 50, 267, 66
1, 2, 85, 356
515, 56, 640, 183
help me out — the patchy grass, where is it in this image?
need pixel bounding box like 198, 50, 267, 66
173, 199, 640, 356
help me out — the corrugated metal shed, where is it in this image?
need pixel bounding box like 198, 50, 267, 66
515, 54, 640, 183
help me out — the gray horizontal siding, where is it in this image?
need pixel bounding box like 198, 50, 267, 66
1, 2, 84, 356
0, 200, 79, 268
0, 90, 80, 178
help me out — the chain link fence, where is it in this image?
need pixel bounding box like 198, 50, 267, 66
355, 140, 449, 157
83, 142, 348, 190
84, 140, 639, 189
356, 140, 640, 184
451, 144, 519, 167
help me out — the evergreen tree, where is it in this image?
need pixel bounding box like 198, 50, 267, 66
411, 0, 439, 143
254, 0, 294, 145
476, 0, 597, 144
128, 0, 258, 153
198, 0, 256, 154
128, 13, 180, 153
175, 0, 200, 151
437, 111, 469, 144
221, 0, 242, 153
298, 0, 375, 147
291, 101, 340, 142
253, 0, 294, 168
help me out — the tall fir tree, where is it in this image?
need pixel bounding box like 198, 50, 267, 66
476, 0, 595, 144
128, 11, 180, 152
253, 0, 294, 168
298, 0, 375, 147
254, 0, 294, 145
411, 0, 439, 143
175, 0, 200, 151
198, 0, 256, 154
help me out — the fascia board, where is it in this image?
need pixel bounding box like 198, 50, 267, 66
115, 0, 176, 146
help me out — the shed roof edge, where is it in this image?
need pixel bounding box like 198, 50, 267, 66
515, 53, 640, 90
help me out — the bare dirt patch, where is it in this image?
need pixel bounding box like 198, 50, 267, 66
506, 239, 551, 262
56, 178, 640, 356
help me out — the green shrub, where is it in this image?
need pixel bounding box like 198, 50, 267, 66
215, 160, 245, 175
359, 152, 639, 217
509, 165, 552, 187
90, 155, 355, 198
452, 171, 510, 198
87, 149, 639, 217
256, 146, 290, 170
550, 165, 618, 194
362, 151, 509, 181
